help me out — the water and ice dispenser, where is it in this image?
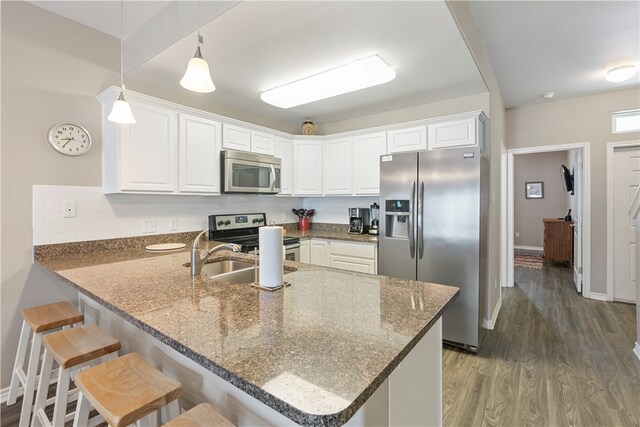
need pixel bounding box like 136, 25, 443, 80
384, 200, 409, 239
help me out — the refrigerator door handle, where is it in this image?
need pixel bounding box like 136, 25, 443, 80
409, 180, 416, 259
418, 181, 425, 259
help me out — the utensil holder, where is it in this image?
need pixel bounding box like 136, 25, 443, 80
298, 218, 310, 231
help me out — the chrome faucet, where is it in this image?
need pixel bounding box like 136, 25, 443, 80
191, 230, 241, 276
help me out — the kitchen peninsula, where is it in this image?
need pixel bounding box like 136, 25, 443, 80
34, 237, 458, 427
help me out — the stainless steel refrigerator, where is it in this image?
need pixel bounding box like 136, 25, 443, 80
378, 147, 488, 352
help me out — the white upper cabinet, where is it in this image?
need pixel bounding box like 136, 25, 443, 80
293, 137, 323, 195
323, 137, 353, 195
222, 124, 251, 151
251, 130, 275, 155
353, 132, 386, 194
178, 114, 221, 193
427, 115, 482, 150
387, 126, 427, 153
104, 99, 178, 193
276, 137, 293, 195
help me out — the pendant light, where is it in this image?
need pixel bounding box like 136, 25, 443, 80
180, 0, 216, 93
108, 0, 136, 124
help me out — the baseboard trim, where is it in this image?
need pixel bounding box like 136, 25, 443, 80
589, 292, 609, 301
0, 386, 12, 404
0, 368, 60, 404
482, 297, 502, 330
634, 343, 640, 363
514, 245, 543, 251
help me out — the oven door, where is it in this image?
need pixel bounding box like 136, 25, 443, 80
223, 154, 281, 194
284, 244, 300, 262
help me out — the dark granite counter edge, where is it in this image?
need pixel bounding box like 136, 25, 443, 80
35, 256, 455, 427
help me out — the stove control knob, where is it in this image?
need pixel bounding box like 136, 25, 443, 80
224, 220, 231, 226
258, 218, 264, 223
252, 219, 259, 223
217, 221, 224, 226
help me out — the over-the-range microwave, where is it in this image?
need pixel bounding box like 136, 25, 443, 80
222, 149, 281, 194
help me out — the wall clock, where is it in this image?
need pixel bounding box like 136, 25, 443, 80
47, 123, 92, 156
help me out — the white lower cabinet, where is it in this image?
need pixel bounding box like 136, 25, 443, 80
301, 239, 377, 274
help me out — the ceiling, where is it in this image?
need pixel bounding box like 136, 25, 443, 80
26, 1, 488, 128
469, 1, 640, 108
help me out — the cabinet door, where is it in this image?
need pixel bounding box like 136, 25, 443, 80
310, 239, 329, 266
293, 138, 323, 195
387, 126, 427, 153
323, 137, 353, 195
120, 101, 177, 192
427, 117, 477, 150
251, 130, 275, 155
353, 132, 386, 194
222, 124, 251, 151
329, 255, 376, 274
178, 114, 221, 193
276, 137, 293, 195
300, 240, 310, 263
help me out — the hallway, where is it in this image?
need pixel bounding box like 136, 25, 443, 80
443, 265, 640, 426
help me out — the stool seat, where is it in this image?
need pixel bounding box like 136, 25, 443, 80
163, 403, 234, 427
43, 324, 121, 369
22, 302, 83, 333
74, 353, 182, 427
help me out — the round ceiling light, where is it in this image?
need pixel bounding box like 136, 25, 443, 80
605, 65, 637, 83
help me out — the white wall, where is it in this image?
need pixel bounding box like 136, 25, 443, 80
506, 87, 640, 294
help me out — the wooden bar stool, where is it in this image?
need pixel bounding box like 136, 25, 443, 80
7, 301, 84, 427
73, 353, 182, 427
163, 403, 234, 427
31, 324, 121, 427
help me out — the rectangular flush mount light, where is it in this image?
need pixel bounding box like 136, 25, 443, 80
260, 55, 396, 109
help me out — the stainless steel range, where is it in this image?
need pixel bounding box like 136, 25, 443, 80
208, 213, 300, 262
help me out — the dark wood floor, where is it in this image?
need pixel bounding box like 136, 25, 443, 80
443, 264, 640, 427
3, 264, 638, 426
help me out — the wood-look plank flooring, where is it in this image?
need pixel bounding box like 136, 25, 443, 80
444, 264, 640, 427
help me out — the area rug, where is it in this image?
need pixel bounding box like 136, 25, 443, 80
514, 252, 544, 269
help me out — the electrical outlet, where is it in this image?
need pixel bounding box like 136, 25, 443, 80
515, 232, 520, 238
63, 201, 76, 218
170, 217, 178, 231
142, 219, 156, 234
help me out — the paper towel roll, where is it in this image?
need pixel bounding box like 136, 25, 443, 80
259, 226, 284, 288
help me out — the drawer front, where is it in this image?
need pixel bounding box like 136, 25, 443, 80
329, 241, 376, 259
329, 255, 376, 274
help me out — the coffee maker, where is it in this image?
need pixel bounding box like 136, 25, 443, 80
348, 208, 370, 234
369, 203, 379, 235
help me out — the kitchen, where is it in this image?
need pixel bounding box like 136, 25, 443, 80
2, 1, 639, 427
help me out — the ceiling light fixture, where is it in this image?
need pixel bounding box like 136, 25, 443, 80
180, 0, 215, 93
543, 92, 555, 99
605, 65, 637, 83
260, 55, 396, 109
108, 0, 135, 124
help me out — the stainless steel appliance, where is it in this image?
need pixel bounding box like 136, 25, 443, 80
208, 213, 300, 261
222, 150, 281, 194
369, 203, 380, 235
348, 208, 370, 234
378, 147, 488, 352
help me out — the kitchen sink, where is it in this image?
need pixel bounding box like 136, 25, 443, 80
201, 260, 253, 276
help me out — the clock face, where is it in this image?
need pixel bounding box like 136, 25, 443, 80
47, 123, 91, 156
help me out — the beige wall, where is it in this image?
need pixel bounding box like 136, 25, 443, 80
514, 151, 570, 248
507, 87, 640, 295
0, 1, 296, 388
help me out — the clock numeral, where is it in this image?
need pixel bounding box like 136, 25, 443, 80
57, 130, 63, 134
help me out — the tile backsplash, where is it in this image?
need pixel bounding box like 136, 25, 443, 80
33, 185, 379, 245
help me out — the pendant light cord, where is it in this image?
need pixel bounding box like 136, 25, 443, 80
120, 0, 125, 90
197, 0, 201, 45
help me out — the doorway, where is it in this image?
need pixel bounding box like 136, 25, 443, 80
607, 142, 640, 302
505, 143, 591, 298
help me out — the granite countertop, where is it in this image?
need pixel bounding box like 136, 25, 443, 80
281, 223, 379, 244
35, 239, 457, 427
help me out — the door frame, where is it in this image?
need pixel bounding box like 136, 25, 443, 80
506, 143, 591, 299
606, 140, 640, 301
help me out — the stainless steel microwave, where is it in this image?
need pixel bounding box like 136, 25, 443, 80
222, 150, 281, 194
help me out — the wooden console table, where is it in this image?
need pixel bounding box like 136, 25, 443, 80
543, 219, 573, 265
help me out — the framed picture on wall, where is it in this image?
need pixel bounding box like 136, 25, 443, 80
525, 181, 544, 199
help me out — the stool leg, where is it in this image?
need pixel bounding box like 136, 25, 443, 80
31, 349, 54, 427
51, 367, 70, 427
7, 321, 31, 405
19, 331, 43, 427
72, 392, 90, 427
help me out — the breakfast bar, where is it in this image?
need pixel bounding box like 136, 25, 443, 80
34, 241, 458, 426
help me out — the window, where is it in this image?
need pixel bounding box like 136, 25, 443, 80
612, 109, 640, 133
